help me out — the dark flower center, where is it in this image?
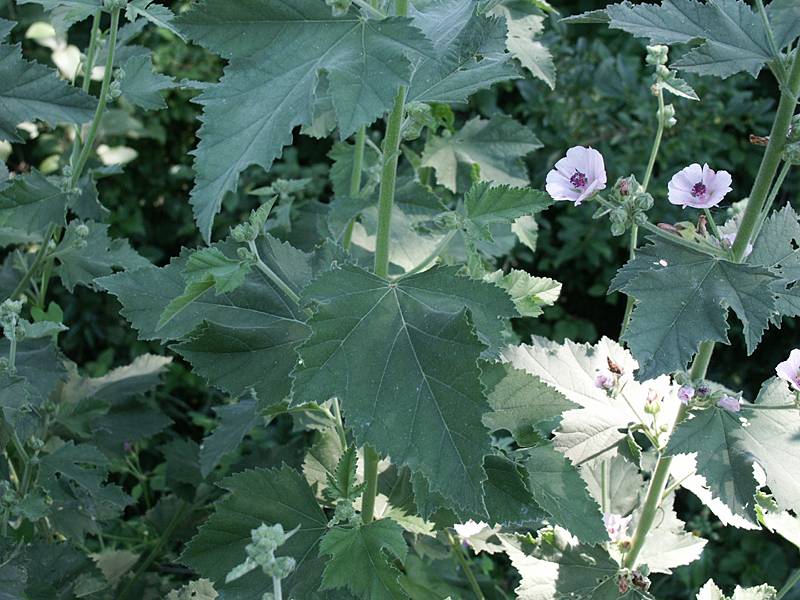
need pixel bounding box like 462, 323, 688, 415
691, 182, 707, 197
570, 170, 588, 190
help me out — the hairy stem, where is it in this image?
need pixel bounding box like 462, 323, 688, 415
623, 453, 672, 568
621, 88, 665, 336
118, 501, 192, 600
8, 224, 57, 301
273, 576, 283, 600
343, 126, 367, 251
752, 161, 793, 242
70, 7, 121, 189
448, 532, 485, 600
396, 229, 457, 279
82, 10, 102, 93
361, 446, 379, 524
249, 240, 305, 308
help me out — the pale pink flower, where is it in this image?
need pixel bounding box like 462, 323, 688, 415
594, 372, 614, 391
603, 513, 632, 542
776, 349, 800, 391
717, 395, 741, 413
668, 163, 732, 209
545, 146, 607, 205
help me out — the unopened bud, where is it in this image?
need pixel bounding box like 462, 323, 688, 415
645, 45, 669, 66
75, 223, 90, 238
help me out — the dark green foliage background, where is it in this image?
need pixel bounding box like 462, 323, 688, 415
2, 0, 798, 597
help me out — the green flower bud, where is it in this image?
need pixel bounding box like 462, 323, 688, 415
788, 114, 800, 143
784, 141, 800, 165
75, 223, 90, 238
655, 64, 670, 80
645, 45, 669, 66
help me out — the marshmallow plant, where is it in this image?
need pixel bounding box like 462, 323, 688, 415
0, 0, 800, 599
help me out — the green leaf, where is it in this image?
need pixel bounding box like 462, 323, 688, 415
181, 466, 330, 600
119, 53, 176, 111
482, 361, 574, 445
602, 0, 779, 78
666, 404, 760, 523
523, 444, 608, 544
319, 519, 408, 599
0, 170, 67, 234
324, 446, 364, 503
502, 336, 682, 465
696, 579, 777, 600
483, 454, 548, 528
0, 43, 96, 141
293, 265, 511, 513
125, 0, 185, 40
55, 220, 148, 291
0, 19, 14, 40
484, 269, 561, 317
505, 536, 626, 600
166, 579, 219, 600
767, 0, 800, 50
199, 397, 259, 477
175, 2, 433, 241
407, 0, 520, 104
422, 115, 541, 192
159, 247, 252, 329
749, 205, 800, 320
583, 455, 644, 517
490, 1, 556, 88
39, 442, 111, 492
612, 238, 778, 380
463, 182, 552, 242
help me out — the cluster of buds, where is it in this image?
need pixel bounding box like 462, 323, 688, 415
225, 523, 298, 587
618, 567, 651, 594
330, 499, 357, 526
674, 377, 742, 413
603, 176, 653, 236
646, 45, 678, 127
644, 388, 662, 415
108, 69, 124, 102
0, 298, 23, 338
73, 222, 90, 250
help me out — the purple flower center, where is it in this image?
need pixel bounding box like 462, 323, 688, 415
691, 182, 707, 198
570, 170, 588, 190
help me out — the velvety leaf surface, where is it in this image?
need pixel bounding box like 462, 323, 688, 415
319, 519, 408, 599
176, 0, 433, 240
0, 169, 68, 234
0, 43, 96, 141
119, 53, 176, 111
293, 264, 511, 513
612, 238, 778, 380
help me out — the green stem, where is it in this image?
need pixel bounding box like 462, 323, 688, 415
641, 88, 665, 191
619, 224, 638, 336
118, 501, 192, 600
755, 0, 789, 84
7, 224, 57, 301
352, 0, 384, 18
374, 82, 408, 278
752, 161, 793, 243
70, 7, 121, 189
448, 532, 485, 600
703, 208, 723, 241
740, 403, 798, 411
82, 11, 102, 93
778, 568, 800, 600
623, 453, 672, 568
731, 52, 800, 261
343, 127, 367, 252
361, 446, 379, 524
249, 241, 304, 307
273, 576, 283, 600
331, 398, 347, 450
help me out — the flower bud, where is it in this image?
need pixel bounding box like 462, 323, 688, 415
75, 223, 90, 238
678, 385, 694, 404
655, 64, 670, 80
645, 45, 669, 66
595, 372, 614, 392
